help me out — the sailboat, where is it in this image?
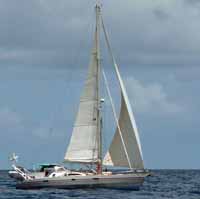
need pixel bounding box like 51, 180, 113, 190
15, 4, 149, 189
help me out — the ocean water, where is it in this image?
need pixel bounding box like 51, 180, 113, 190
1, 170, 200, 199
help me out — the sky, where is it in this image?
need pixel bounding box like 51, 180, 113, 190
0, 0, 200, 169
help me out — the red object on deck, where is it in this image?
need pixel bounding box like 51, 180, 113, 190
96, 163, 102, 174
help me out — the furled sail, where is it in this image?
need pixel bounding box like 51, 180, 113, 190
64, 35, 100, 164
101, 16, 144, 169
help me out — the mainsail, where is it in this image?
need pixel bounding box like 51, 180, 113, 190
102, 17, 144, 169
64, 6, 101, 163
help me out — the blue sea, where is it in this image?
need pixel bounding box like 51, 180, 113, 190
1, 170, 200, 199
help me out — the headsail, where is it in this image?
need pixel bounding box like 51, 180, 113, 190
103, 89, 144, 169
102, 17, 144, 169
64, 7, 101, 163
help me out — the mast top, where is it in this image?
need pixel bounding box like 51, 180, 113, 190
95, 1, 101, 10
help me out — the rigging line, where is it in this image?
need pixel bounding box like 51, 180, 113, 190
102, 69, 132, 169
101, 74, 107, 159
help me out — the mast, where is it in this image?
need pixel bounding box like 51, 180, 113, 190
95, 4, 102, 174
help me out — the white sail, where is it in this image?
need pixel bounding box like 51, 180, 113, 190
103, 63, 144, 169
101, 16, 144, 169
64, 36, 100, 164
103, 91, 144, 169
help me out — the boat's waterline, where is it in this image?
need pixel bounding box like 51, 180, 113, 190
16, 173, 147, 190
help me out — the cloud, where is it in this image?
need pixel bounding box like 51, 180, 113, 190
0, 0, 94, 69
0, 0, 200, 69
184, 0, 200, 6
125, 77, 183, 115
0, 0, 199, 170
103, 0, 200, 66
153, 7, 170, 21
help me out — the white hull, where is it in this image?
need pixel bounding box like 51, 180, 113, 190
16, 173, 148, 190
